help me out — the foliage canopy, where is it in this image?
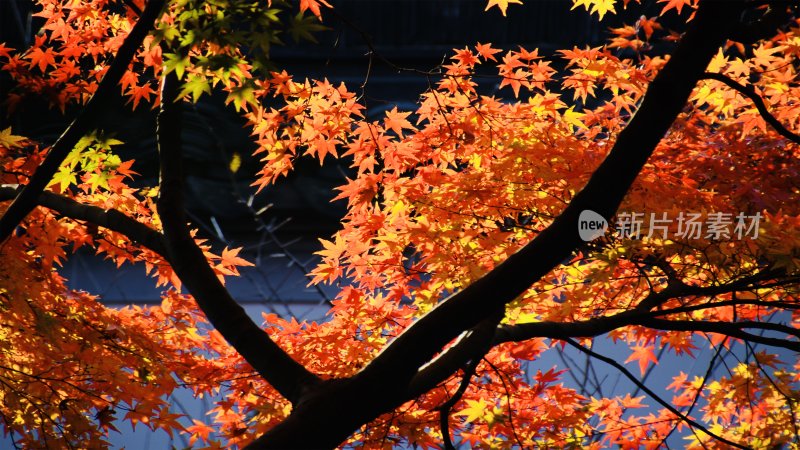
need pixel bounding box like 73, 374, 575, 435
1, 0, 800, 448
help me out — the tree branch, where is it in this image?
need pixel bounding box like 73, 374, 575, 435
251, 2, 750, 447
633, 317, 800, 351
493, 310, 800, 352
406, 312, 503, 399
0, 0, 166, 244
636, 268, 787, 311
494, 313, 800, 360
495, 310, 642, 344
494, 273, 799, 347
0, 187, 166, 256
437, 358, 480, 450
652, 298, 800, 317
154, 72, 321, 404
701, 71, 800, 146
405, 313, 503, 448
357, 0, 746, 387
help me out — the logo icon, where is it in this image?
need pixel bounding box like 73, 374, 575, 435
578, 209, 607, 241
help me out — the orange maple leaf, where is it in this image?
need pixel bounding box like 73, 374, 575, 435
751, 43, 785, 68
299, 0, 332, 18
383, 107, 414, 136
727, 57, 750, 78
315, 236, 346, 261
624, 344, 658, 375
657, 0, 694, 15
0, 43, 14, 59
186, 419, 215, 446
220, 247, 254, 268
475, 42, 501, 61
128, 84, 156, 109
453, 48, 479, 66
27, 47, 56, 72
666, 371, 688, 392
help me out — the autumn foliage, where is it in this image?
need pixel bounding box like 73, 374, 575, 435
1, 0, 800, 448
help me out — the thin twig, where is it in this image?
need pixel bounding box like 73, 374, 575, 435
564, 338, 748, 449
701, 72, 800, 145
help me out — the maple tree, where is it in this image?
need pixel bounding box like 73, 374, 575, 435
1, 0, 800, 448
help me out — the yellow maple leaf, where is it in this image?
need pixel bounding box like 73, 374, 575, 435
562, 106, 588, 131
571, 0, 617, 20
0, 127, 26, 149
707, 49, 728, 73
485, 0, 523, 16
455, 399, 490, 422
591, 0, 616, 19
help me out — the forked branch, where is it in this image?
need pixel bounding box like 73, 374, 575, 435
357, 0, 749, 396
155, 72, 321, 404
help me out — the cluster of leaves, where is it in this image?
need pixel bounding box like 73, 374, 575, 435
0, 0, 799, 448
232, 3, 800, 448
491, 0, 701, 19
50, 132, 134, 193
0, 121, 262, 447
0, 0, 327, 112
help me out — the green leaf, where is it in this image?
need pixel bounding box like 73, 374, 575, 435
152, 22, 181, 46
163, 53, 191, 80
226, 83, 257, 112
94, 133, 124, 151
179, 75, 212, 103
51, 167, 77, 192
73, 135, 94, 154
264, 8, 281, 22
288, 12, 329, 43
196, 53, 238, 72
86, 171, 112, 192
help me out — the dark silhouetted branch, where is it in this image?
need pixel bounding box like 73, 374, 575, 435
358, 1, 746, 388
438, 359, 480, 450
494, 274, 799, 348
0, 187, 166, 256
635, 317, 800, 351
652, 299, 800, 317
702, 71, 800, 146
155, 72, 321, 404
406, 312, 503, 399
